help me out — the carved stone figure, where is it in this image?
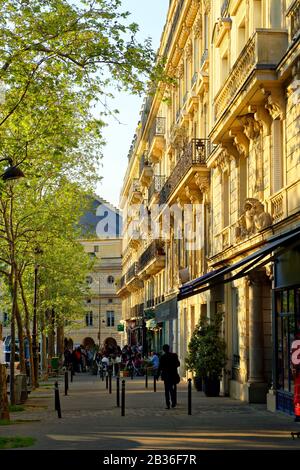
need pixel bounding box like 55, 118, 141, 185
235, 198, 273, 241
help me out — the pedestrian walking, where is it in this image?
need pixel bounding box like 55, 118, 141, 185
157, 344, 180, 409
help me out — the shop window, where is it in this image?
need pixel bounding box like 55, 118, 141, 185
275, 288, 300, 399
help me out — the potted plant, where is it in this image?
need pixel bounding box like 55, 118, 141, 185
185, 312, 227, 396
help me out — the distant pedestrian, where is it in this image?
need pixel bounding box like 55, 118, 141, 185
157, 344, 180, 409
150, 351, 159, 374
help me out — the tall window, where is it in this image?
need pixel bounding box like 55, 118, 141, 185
94, 245, 99, 252
231, 288, 240, 365
237, 20, 246, 56
106, 311, 115, 327
85, 312, 93, 326
272, 120, 283, 193
193, 36, 199, 74
222, 170, 230, 228
204, 14, 208, 50
239, 156, 248, 214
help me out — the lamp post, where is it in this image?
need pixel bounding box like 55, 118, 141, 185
32, 247, 43, 388
98, 277, 101, 349
0, 157, 25, 405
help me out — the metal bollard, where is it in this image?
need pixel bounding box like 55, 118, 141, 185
109, 372, 112, 394
145, 368, 148, 389
121, 379, 125, 416
106, 373, 108, 390
116, 377, 120, 407
153, 374, 157, 392
54, 381, 62, 418
64, 371, 68, 396
188, 378, 192, 415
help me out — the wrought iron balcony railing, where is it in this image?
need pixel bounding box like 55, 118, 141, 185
119, 275, 126, 289
148, 175, 166, 202
131, 303, 144, 318
148, 117, 166, 149
128, 178, 142, 201
139, 152, 152, 177
126, 262, 139, 283
159, 138, 210, 205
138, 240, 165, 272
146, 298, 155, 308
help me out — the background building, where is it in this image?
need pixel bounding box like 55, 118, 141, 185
64, 196, 124, 349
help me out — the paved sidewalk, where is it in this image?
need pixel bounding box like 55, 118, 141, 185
2, 373, 300, 450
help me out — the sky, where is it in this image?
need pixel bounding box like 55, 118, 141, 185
95, 0, 169, 208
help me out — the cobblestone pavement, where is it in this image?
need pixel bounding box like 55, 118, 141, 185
2, 373, 300, 450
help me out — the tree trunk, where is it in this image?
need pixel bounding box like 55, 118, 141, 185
0, 324, 10, 420
19, 275, 35, 388
40, 311, 47, 380
56, 324, 64, 359
15, 303, 26, 374
48, 309, 56, 358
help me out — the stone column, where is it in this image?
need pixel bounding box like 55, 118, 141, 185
247, 271, 268, 403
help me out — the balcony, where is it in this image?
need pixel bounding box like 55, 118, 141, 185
148, 175, 166, 204
159, 138, 211, 205
267, 180, 300, 225
127, 220, 141, 249
126, 262, 143, 292
155, 295, 165, 305
162, 0, 184, 57
146, 298, 155, 309
200, 49, 209, 71
131, 303, 144, 319
138, 240, 166, 279
287, 0, 300, 42
128, 178, 143, 205
214, 29, 288, 122
116, 274, 129, 298
148, 117, 166, 162
139, 152, 153, 187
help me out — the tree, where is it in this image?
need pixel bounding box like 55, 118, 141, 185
0, 0, 166, 411
0, 0, 166, 129
185, 313, 227, 381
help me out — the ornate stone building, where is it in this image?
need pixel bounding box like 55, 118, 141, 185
118, 0, 300, 415
67, 197, 123, 349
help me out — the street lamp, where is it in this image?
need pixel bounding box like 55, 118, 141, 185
0, 156, 25, 405
0, 157, 25, 181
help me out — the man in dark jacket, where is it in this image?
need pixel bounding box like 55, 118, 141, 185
157, 344, 180, 409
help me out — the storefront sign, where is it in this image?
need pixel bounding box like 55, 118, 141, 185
117, 324, 124, 332
291, 340, 300, 366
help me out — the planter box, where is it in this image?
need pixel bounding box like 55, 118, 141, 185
203, 377, 220, 397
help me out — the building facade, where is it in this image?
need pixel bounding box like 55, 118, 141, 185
67, 197, 124, 349
117, 0, 300, 415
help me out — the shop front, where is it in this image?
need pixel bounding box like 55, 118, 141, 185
154, 295, 178, 354
274, 246, 300, 415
